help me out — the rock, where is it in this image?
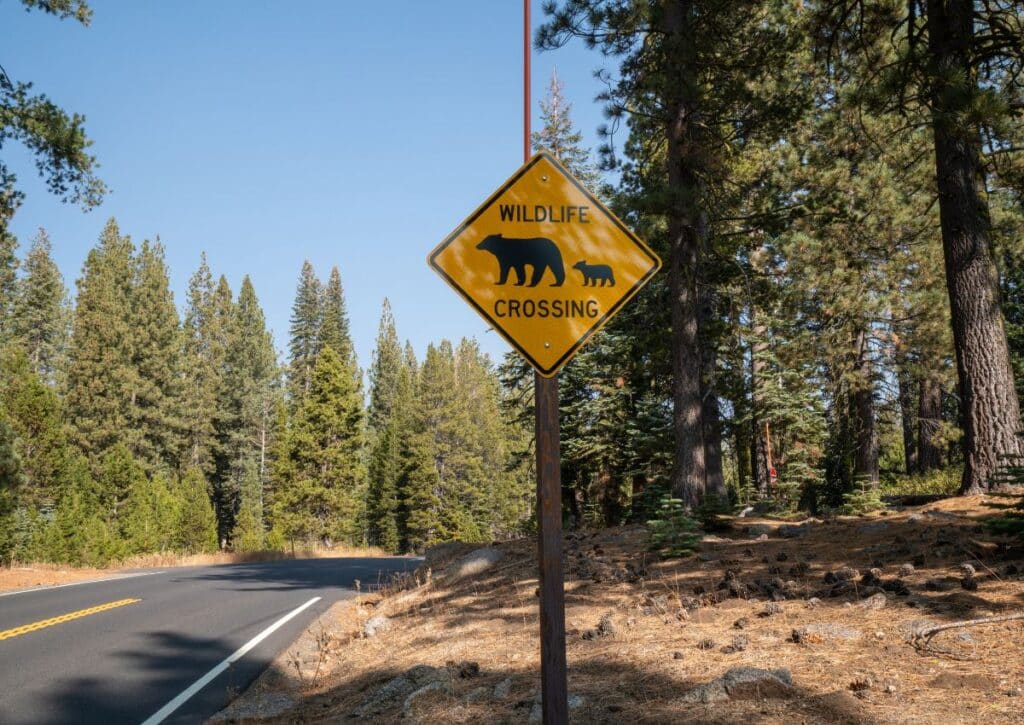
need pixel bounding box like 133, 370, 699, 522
1007, 687, 1022, 697
897, 563, 915, 578
403, 680, 453, 717
789, 561, 810, 577
527, 691, 586, 722
363, 615, 392, 638
907, 513, 924, 523
824, 567, 858, 584
956, 631, 975, 643
959, 562, 977, 577
449, 547, 505, 581
858, 522, 889, 535
759, 602, 784, 618
353, 665, 449, 717
779, 523, 811, 538
885, 684, 897, 694
210, 693, 295, 722
493, 677, 513, 699
466, 686, 490, 703
859, 593, 887, 610
673, 651, 685, 660
792, 623, 864, 643
446, 660, 480, 678
681, 667, 794, 704
806, 597, 822, 608
696, 638, 717, 650
721, 635, 749, 654
757, 533, 769, 541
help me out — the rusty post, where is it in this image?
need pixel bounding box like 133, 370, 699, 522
526, 1, 567, 722
536, 373, 567, 723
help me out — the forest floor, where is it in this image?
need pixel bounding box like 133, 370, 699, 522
212, 495, 1024, 724
0, 546, 389, 593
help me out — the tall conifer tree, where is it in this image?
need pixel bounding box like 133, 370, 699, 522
11, 228, 70, 383
65, 218, 136, 461
126, 239, 182, 471
287, 261, 321, 404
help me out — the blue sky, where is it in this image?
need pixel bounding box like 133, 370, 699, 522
4, 0, 615, 371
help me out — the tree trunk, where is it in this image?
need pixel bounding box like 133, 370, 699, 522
750, 314, 770, 497
897, 360, 918, 474
927, 0, 1023, 492
665, 0, 706, 507
700, 263, 726, 501
852, 329, 879, 486
918, 375, 944, 472
735, 424, 751, 499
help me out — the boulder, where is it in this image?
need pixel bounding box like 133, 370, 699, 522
449, 547, 505, 581
681, 667, 794, 704
792, 623, 863, 643
363, 615, 391, 638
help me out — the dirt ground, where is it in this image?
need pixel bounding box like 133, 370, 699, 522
0, 545, 390, 593
213, 495, 1024, 724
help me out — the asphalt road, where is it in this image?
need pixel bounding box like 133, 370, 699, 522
0, 557, 417, 724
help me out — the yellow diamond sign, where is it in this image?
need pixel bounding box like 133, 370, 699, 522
429, 152, 662, 377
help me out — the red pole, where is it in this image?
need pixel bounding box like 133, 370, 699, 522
524, 0, 532, 163
526, 2, 568, 723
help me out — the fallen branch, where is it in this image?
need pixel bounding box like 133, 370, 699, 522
910, 612, 1024, 658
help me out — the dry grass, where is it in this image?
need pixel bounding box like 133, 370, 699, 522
0, 545, 391, 593
218, 495, 1024, 724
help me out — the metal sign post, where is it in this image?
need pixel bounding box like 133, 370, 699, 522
526, 4, 568, 723
427, 4, 660, 721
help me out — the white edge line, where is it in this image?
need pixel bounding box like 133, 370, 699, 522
0, 570, 164, 597
141, 596, 322, 725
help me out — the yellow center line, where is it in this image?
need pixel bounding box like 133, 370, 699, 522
0, 598, 142, 642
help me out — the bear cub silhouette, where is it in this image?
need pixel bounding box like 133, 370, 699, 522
573, 261, 615, 287
476, 234, 565, 287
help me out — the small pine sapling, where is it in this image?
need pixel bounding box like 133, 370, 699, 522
646, 495, 701, 558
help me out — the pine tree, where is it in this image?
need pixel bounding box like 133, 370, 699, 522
65, 218, 136, 461
0, 346, 71, 513
367, 298, 402, 434
319, 266, 356, 367
287, 260, 322, 404
180, 255, 224, 477
0, 408, 26, 562
0, 229, 16, 341
531, 68, 600, 189
217, 275, 279, 544
11, 228, 70, 382
126, 239, 182, 471
121, 471, 178, 555
231, 460, 265, 552
366, 299, 405, 550
175, 467, 218, 554
275, 346, 366, 547
95, 444, 146, 530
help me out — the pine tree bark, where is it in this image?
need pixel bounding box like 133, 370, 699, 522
918, 375, 944, 472
750, 315, 770, 497
897, 359, 918, 475
926, 0, 1023, 492
665, 0, 706, 507
852, 329, 879, 486
699, 235, 726, 502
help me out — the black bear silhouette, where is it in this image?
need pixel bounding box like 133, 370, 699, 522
476, 234, 566, 287
572, 261, 615, 287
